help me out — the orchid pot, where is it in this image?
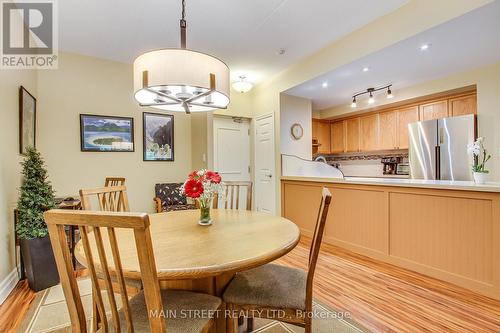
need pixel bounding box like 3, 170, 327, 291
467, 137, 491, 184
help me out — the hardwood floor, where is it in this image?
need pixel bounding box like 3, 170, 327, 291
1, 237, 499, 332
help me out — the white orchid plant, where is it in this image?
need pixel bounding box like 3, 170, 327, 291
467, 137, 491, 173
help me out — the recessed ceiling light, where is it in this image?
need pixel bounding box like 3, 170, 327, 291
420, 44, 430, 51
322, 82, 328, 88
362, 67, 370, 72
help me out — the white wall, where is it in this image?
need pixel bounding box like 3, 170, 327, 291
0, 68, 38, 296
37, 53, 193, 212
279, 94, 312, 160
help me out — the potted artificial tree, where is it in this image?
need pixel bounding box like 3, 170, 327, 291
16, 147, 59, 291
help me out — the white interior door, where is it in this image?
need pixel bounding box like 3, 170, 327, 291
213, 117, 251, 208
254, 113, 276, 214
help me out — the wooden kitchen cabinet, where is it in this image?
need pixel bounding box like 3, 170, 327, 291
330, 121, 345, 153
345, 118, 360, 152
360, 114, 379, 151
316, 120, 331, 154
397, 106, 419, 149
312, 119, 319, 139
378, 111, 398, 150
419, 100, 448, 121
449, 94, 477, 117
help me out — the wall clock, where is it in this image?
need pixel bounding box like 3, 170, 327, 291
291, 123, 304, 140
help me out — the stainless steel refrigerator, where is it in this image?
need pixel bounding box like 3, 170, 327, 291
408, 114, 476, 181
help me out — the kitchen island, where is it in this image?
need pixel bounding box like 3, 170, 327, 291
281, 176, 500, 300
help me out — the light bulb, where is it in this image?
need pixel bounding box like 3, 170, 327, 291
351, 97, 357, 108
368, 93, 375, 104
387, 88, 393, 99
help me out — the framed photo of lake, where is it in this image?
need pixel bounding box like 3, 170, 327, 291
19, 86, 36, 155
143, 112, 174, 161
80, 114, 134, 152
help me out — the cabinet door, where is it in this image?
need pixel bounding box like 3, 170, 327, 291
345, 118, 360, 152
317, 121, 331, 154
449, 94, 477, 117
397, 106, 419, 149
330, 121, 345, 153
360, 114, 379, 152
312, 119, 319, 139
379, 111, 397, 150
419, 100, 448, 121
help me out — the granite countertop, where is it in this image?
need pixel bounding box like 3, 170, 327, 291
281, 176, 500, 193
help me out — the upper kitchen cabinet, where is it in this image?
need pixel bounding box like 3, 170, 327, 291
397, 106, 419, 149
449, 94, 477, 117
345, 118, 360, 152
312, 119, 331, 154
419, 100, 448, 121
330, 120, 345, 153
360, 114, 379, 152
379, 111, 398, 150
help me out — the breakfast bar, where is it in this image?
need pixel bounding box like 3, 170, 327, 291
281, 176, 500, 300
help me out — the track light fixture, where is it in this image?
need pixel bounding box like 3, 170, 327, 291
350, 84, 393, 107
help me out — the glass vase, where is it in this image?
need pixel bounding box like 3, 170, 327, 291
198, 205, 212, 226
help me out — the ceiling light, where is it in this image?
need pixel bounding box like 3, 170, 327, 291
232, 75, 253, 93
420, 44, 430, 51
322, 82, 328, 88
362, 67, 370, 72
351, 84, 392, 106
387, 87, 394, 99
133, 0, 230, 114
368, 92, 375, 104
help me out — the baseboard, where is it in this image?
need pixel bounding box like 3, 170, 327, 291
0, 268, 20, 305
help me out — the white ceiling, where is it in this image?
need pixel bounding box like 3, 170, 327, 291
286, 1, 500, 110
58, 0, 407, 84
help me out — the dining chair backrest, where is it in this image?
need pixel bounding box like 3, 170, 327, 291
79, 185, 130, 212
105, 177, 126, 187
44, 209, 165, 333
213, 181, 252, 210
305, 187, 332, 312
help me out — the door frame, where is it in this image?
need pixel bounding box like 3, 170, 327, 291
254, 113, 277, 214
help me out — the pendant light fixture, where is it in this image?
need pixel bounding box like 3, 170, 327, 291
133, 0, 230, 114
232, 75, 253, 93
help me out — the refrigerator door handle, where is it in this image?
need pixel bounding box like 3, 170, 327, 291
435, 145, 441, 180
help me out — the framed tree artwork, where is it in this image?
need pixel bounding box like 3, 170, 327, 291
19, 86, 36, 155
143, 112, 174, 161
80, 114, 135, 152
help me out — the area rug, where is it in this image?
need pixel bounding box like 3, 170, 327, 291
18, 278, 369, 333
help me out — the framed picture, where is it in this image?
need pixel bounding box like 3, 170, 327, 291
19, 86, 36, 155
143, 112, 174, 161
80, 114, 134, 152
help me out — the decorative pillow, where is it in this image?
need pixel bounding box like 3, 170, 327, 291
155, 183, 187, 207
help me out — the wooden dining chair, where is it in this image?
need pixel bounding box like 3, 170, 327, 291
45, 209, 222, 333
80, 185, 130, 212
223, 187, 332, 333
213, 181, 253, 210
104, 177, 126, 187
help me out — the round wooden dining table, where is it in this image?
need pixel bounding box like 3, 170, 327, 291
74, 209, 300, 331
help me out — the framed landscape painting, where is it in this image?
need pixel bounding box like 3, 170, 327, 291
80, 114, 134, 152
143, 112, 174, 161
19, 86, 36, 155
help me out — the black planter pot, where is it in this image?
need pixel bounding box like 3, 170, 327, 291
20, 235, 60, 291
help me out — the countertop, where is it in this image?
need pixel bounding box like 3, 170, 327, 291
281, 176, 500, 193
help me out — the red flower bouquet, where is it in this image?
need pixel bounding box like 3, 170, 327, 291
180, 169, 223, 225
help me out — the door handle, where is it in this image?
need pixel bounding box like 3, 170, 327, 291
265, 174, 273, 178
